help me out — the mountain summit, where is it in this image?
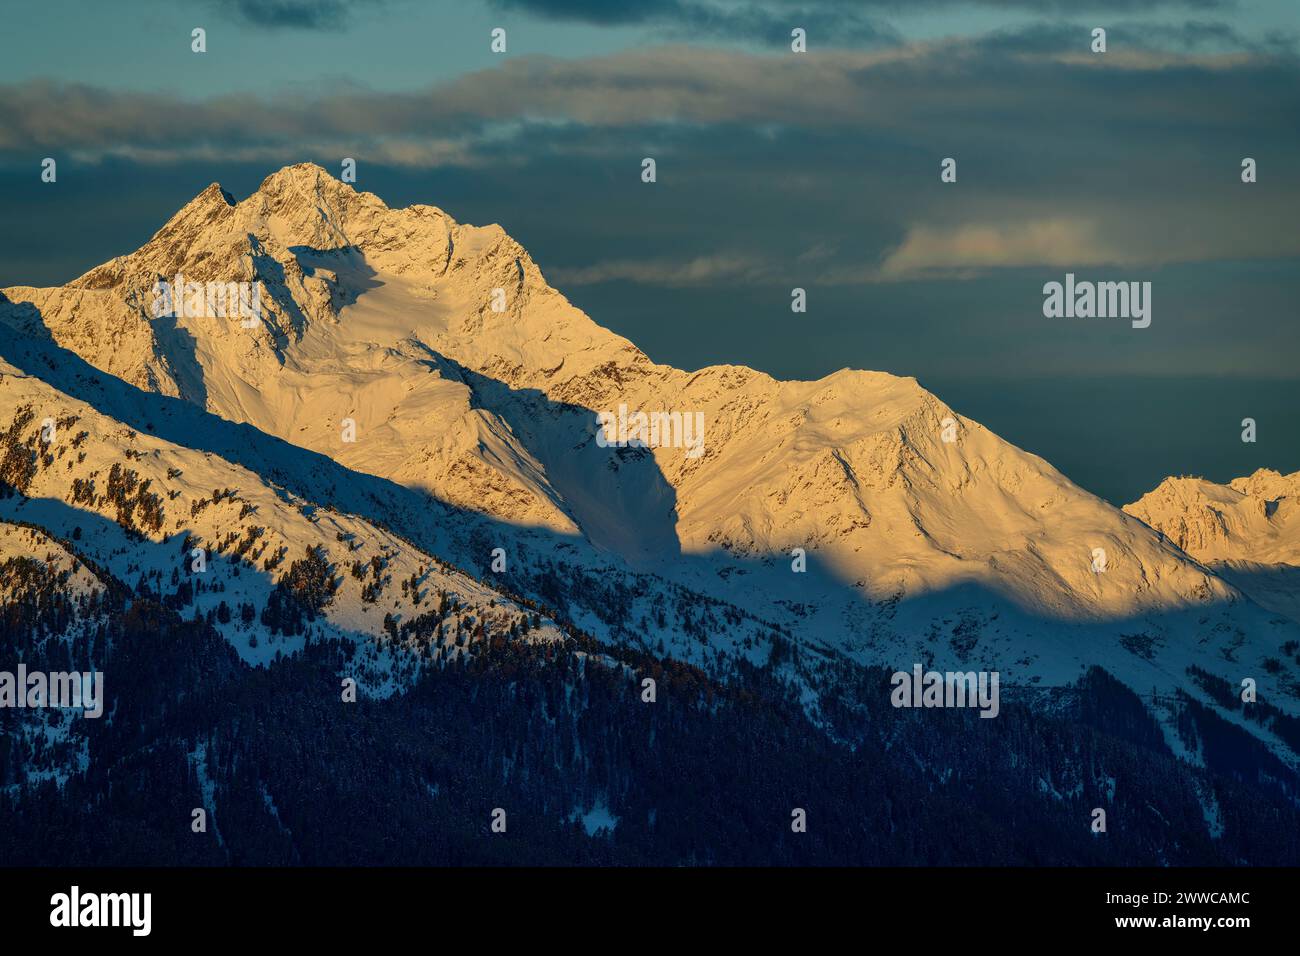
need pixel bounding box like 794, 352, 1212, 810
1126, 469, 1300, 625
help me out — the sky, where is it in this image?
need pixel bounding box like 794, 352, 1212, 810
0, 0, 1296, 504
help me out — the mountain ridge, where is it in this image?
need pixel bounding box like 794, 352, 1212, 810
3, 163, 1298, 765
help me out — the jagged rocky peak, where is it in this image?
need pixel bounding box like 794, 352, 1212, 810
70, 164, 456, 297
1124, 468, 1300, 567
235, 164, 556, 289
249, 163, 388, 247
1230, 467, 1298, 500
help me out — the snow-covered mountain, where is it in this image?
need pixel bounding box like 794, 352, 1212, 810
3, 163, 1297, 761
0, 356, 565, 689
1126, 469, 1300, 626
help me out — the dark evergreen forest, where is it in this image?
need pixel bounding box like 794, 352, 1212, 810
3, 552, 1297, 866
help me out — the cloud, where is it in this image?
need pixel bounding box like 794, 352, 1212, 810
491, 0, 1235, 31
972, 18, 1297, 57
490, 2, 1288, 58
490, 0, 682, 27
845, 200, 1300, 282
487, 0, 1248, 52
3, 38, 1297, 287
206, 0, 391, 30
7, 35, 1290, 157
876, 219, 1119, 279
550, 253, 770, 286
489, 0, 899, 46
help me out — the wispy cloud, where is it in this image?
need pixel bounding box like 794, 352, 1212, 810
489, 0, 899, 46
550, 253, 770, 286
488, 0, 1238, 49
876, 219, 1119, 280
205, 0, 393, 30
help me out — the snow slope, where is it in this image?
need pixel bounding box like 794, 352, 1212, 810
0, 358, 564, 687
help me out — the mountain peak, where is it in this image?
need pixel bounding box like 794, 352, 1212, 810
253, 162, 356, 207
196, 181, 237, 207
261, 161, 334, 184
1230, 467, 1298, 499
163, 180, 238, 233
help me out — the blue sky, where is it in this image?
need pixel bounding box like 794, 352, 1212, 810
1, 0, 1296, 502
